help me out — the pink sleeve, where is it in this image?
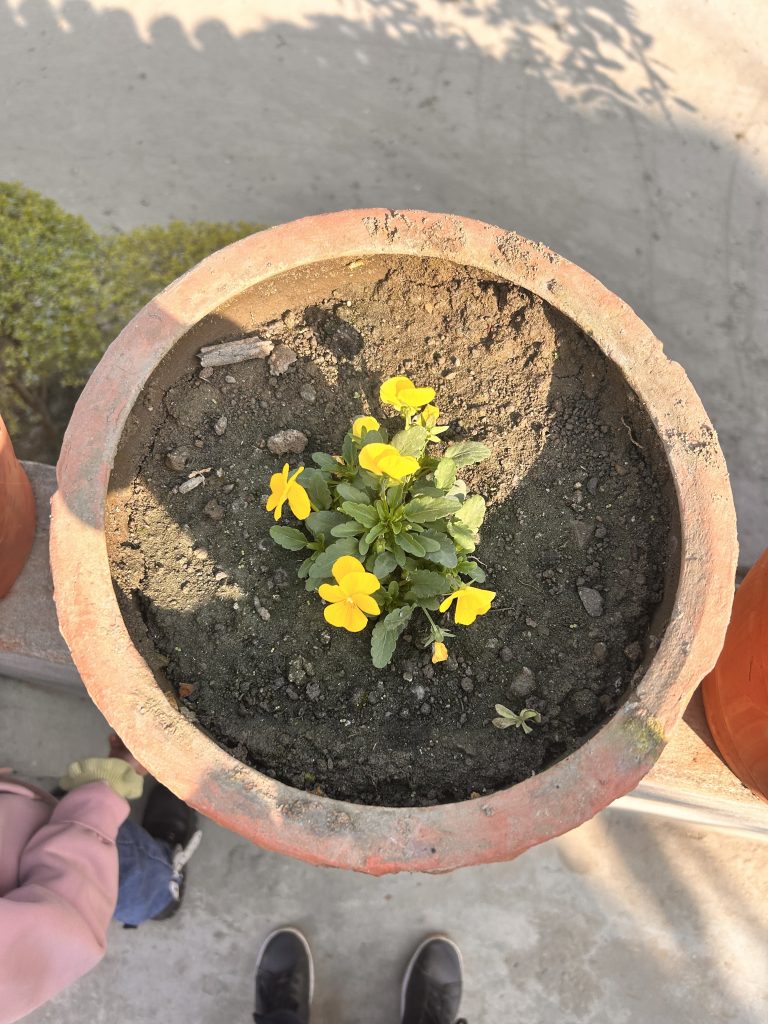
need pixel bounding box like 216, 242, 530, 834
0, 782, 129, 1024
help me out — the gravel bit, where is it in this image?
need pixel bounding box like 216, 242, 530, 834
499, 646, 514, 664
577, 586, 604, 617
213, 415, 228, 436
267, 429, 308, 455
460, 678, 474, 693
593, 641, 608, 662
178, 476, 204, 494
165, 449, 188, 472
509, 666, 536, 698
199, 335, 273, 367
624, 641, 642, 662
269, 344, 298, 376
300, 384, 317, 403
203, 500, 224, 520
285, 686, 299, 700
306, 682, 321, 701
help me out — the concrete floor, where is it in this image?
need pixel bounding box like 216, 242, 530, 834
2, 675, 767, 1024
1, 0, 767, 564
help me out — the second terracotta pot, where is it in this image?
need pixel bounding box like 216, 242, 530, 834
0, 415, 35, 599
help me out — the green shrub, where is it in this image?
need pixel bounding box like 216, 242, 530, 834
0, 181, 264, 458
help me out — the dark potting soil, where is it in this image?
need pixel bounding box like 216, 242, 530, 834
108, 255, 676, 807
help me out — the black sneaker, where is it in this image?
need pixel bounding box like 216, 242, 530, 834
254, 927, 314, 1024
401, 935, 465, 1024
141, 782, 201, 920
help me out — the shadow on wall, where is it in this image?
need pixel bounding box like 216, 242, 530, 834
1, 0, 764, 561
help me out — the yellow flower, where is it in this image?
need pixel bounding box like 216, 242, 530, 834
419, 404, 441, 427
439, 586, 496, 625
380, 375, 436, 412
359, 442, 420, 481
431, 641, 449, 664
265, 464, 311, 521
318, 556, 381, 632
352, 415, 380, 438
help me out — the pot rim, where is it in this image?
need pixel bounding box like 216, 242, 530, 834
50, 209, 737, 873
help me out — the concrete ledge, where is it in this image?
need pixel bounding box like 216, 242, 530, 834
2, 463, 766, 834
0, 462, 80, 688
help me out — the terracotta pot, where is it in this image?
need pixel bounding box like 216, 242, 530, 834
0, 415, 35, 599
50, 210, 737, 873
703, 550, 768, 802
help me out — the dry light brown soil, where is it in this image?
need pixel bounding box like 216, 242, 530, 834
108, 255, 676, 806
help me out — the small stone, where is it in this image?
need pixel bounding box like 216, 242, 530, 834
595, 525, 607, 539
624, 641, 642, 663
198, 366, 214, 381
257, 607, 271, 621
203, 500, 224, 520
460, 678, 474, 693
165, 449, 188, 472
178, 682, 196, 699
214, 571, 228, 581
578, 586, 604, 617
306, 682, 321, 701
287, 656, 308, 685
267, 429, 308, 455
525, 617, 537, 628
420, 703, 431, 715
300, 383, 317, 403
222, 483, 235, 494
587, 476, 599, 495
499, 646, 514, 664
412, 684, 426, 702
225, 374, 236, 384
593, 642, 608, 662
213, 415, 228, 436
509, 666, 535, 698
194, 438, 204, 449
178, 476, 204, 494
570, 520, 595, 550
485, 637, 500, 650
285, 686, 299, 700
269, 345, 298, 376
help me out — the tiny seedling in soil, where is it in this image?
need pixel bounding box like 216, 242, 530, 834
492, 705, 542, 733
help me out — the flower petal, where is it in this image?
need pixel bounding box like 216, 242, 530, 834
287, 483, 311, 520
358, 443, 391, 475
318, 583, 345, 603
400, 385, 435, 409
324, 600, 368, 632
379, 453, 420, 480
380, 375, 413, 407
432, 641, 448, 664
352, 415, 380, 438
353, 593, 380, 616
332, 555, 367, 582
439, 592, 459, 613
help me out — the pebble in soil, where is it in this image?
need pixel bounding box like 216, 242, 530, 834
108, 255, 675, 807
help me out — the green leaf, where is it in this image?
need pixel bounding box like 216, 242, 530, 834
458, 559, 486, 582
371, 605, 415, 668
300, 468, 331, 510
312, 452, 342, 473
358, 429, 385, 447
454, 494, 486, 532
306, 510, 347, 539
342, 432, 356, 466
386, 482, 405, 507
444, 440, 492, 466
448, 520, 477, 552
391, 425, 428, 458
434, 457, 457, 490
330, 521, 365, 538
359, 535, 371, 558
372, 551, 398, 578
398, 532, 426, 558
306, 539, 359, 582
405, 569, 454, 601
269, 525, 309, 551
418, 534, 442, 553
447, 479, 468, 500
402, 496, 461, 523
336, 482, 369, 503
365, 523, 386, 543
423, 531, 459, 568
340, 501, 379, 528
297, 555, 315, 579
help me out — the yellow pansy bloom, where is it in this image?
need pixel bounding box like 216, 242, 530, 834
359, 442, 420, 481
265, 464, 311, 521
419, 404, 441, 427
352, 415, 380, 438
439, 586, 496, 625
318, 556, 381, 632
380, 375, 436, 412
431, 641, 449, 664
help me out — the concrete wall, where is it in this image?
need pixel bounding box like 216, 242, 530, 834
1, 0, 766, 562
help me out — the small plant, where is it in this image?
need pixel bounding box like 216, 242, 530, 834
266, 374, 496, 667
492, 705, 542, 733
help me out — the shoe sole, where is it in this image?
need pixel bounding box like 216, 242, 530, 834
400, 933, 463, 1022
255, 926, 315, 1004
